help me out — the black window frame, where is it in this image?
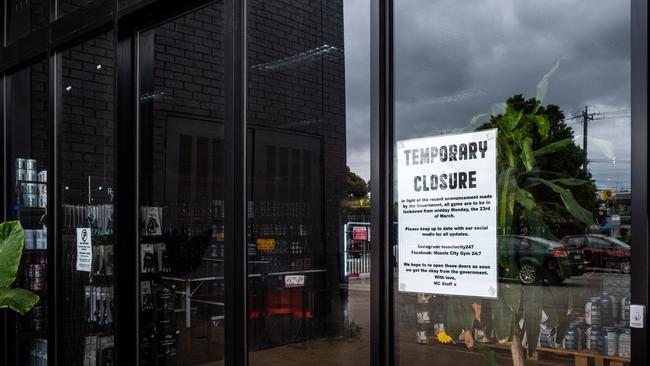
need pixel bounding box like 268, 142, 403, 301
0, 0, 646, 365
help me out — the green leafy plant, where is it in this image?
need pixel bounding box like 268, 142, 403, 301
446, 62, 595, 366
0, 221, 40, 315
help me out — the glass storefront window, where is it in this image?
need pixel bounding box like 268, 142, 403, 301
6, 0, 49, 44
393, 1, 632, 365
6, 60, 50, 366
246, 0, 371, 365
137, 3, 226, 364
58, 31, 116, 366
57, 0, 93, 19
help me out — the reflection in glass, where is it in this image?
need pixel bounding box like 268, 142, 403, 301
57, 0, 93, 18
138, 4, 226, 365
247, 0, 371, 365
393, 1, 631, 365
6, 0, 49, 44
6, 61, 50, 366
59, 31, 116, 366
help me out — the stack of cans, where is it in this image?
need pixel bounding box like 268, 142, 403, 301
24, 229, 47, 250
38, 170, 47, 208
571, 293, 633, 357
16, 158, 46, 208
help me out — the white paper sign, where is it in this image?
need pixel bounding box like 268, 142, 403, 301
397, 129, 498, 298
285, 275, 305, 288
76, 228, 92, 272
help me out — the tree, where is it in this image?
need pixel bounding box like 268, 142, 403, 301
479, 94, 598, 237
346, 166, 369, 199
343, 166, 371, 218
444, 61, 597, 366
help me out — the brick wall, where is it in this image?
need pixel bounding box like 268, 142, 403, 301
60, 31, 115, 204
247, 0, 347, 333
59, 31, 115, 366
139, 0, 347, 336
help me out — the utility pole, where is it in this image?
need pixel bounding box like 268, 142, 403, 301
582, 106, 594, 174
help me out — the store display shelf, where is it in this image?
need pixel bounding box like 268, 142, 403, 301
432, 341, 630, 366
532, 346, 630, 366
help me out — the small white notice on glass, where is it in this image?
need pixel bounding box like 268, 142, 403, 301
76, 228, 92, 272
397, 129, 498, 298
285, 275, 305, 288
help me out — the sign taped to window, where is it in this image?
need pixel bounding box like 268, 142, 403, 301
397, 129, 498, 298
76, 227, 92, 272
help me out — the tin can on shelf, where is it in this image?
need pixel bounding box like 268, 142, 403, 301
29, 276, 44, 291
589, 298, 603, 326
618, 328, 631, 358
38, 170, 47, 183
23, 229, 34, 249
16, 169, 27, 183
35, 230, 47, 249
31, 264, 46, 278
25, 159, 38, 171
600, 293, 612, 324
16, 158, 26, 170
23, 194, 38, 208
602, 326, 618, 356
587, 326, 602, 351
564, 327, 577, 350
25, 170, 38, 182
38, 196, 47, 208
621, 296, 631, 322
416, 330, 428, 344
575, 319, 587, 350
416, 311, 430, 324
22, 183, 38, 194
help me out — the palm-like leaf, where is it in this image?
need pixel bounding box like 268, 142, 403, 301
0, 288, 40, 315
0, 221, 40, 315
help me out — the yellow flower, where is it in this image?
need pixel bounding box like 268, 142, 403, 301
436, 331, 453, 344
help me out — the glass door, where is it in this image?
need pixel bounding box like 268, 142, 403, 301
58, 31, 117, 366
5, 60, 50, 366
246, 0, 372, 365
137, 3, 226, 364
393, 1, 634, 365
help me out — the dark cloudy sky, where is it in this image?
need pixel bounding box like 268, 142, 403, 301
344, 0, 631, 191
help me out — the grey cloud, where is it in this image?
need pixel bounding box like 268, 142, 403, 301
342, 0, 631, 187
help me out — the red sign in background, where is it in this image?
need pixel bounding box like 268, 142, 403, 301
352, 226, 368, 241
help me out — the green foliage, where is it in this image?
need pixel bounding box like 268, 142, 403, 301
480, 94, 596, 236
345, 166, 369, 199
445, 297, 476, 341
445, 62, 597, 364
344, 166, 371, 219
0, 221, 39, 315
0, 221, 25, 288
474, 342, 501, 366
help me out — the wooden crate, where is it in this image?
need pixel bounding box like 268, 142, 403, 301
531, 347, 630, 366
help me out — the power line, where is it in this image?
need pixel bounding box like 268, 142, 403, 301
582, 106, 593, 173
